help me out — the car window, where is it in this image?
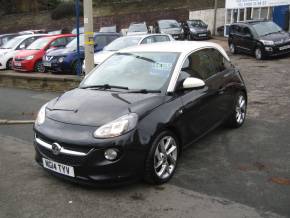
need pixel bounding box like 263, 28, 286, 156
51, 37, 66, 47
95, 35, 108, 47
207, 49, 227, 73
67, 36, 75, 43
242, 27, 252, 36
81, 52, 179, 91
182, 49, 216, 80
107, 35, 119, 44
154, 35, 170, 42
141, 36, 155, 44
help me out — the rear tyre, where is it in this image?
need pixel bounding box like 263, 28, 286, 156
225, 92, 247, 128
229, 43, 237, 54
34, 61, 45, 73
255, 47, 264, 60
144, 131, 180, 185
6, 59, 13, 70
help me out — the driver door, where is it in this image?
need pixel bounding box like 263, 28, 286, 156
177, 49, 220, 144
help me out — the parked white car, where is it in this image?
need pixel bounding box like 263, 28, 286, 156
0, 34, 47, 70
82, 34, 174, 73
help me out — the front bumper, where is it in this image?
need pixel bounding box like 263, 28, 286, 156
34, 118, 147, 185
43, 60, 71, 73
171, 33, 184, 40
13, 59, 35, 72
263, 43, 290, 57
190, 31, 211, 40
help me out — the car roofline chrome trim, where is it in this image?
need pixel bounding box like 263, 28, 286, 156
35, 136, 87, 157
166, 46, 230, 93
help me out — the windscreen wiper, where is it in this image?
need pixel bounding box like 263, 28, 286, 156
125, 89, 161, 94
80, 84, 129, 90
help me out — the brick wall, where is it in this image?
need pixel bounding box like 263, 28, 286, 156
0, 8, 188, 34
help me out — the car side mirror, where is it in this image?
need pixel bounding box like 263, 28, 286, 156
182, 77, 205, 89
19, 44, 25, 49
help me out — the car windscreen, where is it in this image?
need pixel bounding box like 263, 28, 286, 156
158, 20, 180, 29
103, 37, 141, 51
187, 20, 206, 28
80, 52, 179, 91
66, 35, 85, 50
251, 21, 282, 36
27, 37, 52, 50
128, 24, 147, 32
1, 36, 24, 49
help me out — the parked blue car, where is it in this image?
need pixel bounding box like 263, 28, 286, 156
43, 32, 120, 74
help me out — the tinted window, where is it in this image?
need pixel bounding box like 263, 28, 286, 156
154, 35, 170, 42
158, 20, 180, 29
182, 49, 218, 80
242, 27, 252, 36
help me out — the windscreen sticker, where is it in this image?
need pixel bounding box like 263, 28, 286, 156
150, 62, 173, 77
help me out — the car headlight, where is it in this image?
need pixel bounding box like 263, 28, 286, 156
25, 55, 34, 60
35, 103, 48, 125
58, 57, 64, 63
94, 113, 138, 138
260, 40, 274, 46
190, 28, 197, 33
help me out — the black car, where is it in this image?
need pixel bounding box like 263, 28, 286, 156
228, 20, 290, 60
154, 19, 184, 40
34, 41, 247, 185
182, 19, 211, 40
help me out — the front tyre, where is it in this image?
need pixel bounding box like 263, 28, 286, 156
144, 131, 180, 185
34, 61, 45, 73
229, 43, 237, 54
255, 47, 264, 60
225, 92, 247, 128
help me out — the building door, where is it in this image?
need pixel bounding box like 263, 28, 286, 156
273, 5, 289, 31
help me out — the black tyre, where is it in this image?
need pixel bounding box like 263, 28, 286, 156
255, 47, 265, 60
34, 61, 45, 73
225, 92, 247, 128
229, 43, 237, 54
6, 58, 13, 70
72, 60, 82, 75
144, 130, 180, 185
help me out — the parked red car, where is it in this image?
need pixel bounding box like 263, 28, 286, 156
13, 34, 75, 72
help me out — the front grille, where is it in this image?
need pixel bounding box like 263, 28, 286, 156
14, 57, 25, 61
36, 132, 93, 154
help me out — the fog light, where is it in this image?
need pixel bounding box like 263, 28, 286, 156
265, 47, 273, 52
104, 148, 119, 161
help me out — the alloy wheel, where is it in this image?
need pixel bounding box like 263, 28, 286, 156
255, 48, 262, 60
236, 95, 246, 124
36, 61, 45, 73
229, 43, 236, 54
154, 136, 178, 180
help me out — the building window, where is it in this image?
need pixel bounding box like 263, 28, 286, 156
246, 8, 252, 20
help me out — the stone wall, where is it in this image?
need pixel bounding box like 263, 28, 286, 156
0, 8, 189, 34
189, 8, 225, 35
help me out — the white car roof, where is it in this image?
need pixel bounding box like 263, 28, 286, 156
14, 34, 49, 40
119, 33, 172, 40
119, 41, 230, 61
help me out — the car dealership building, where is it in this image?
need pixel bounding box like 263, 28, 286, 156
224, 0, 290, 35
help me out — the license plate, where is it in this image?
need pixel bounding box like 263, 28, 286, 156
43, 62, 51, 67
14, 62, 21, 67
199, 34, 207, 37
42, 158, 75, 177
279, 45, 290, 50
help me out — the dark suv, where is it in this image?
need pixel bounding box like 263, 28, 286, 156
228, 20, 290, 60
